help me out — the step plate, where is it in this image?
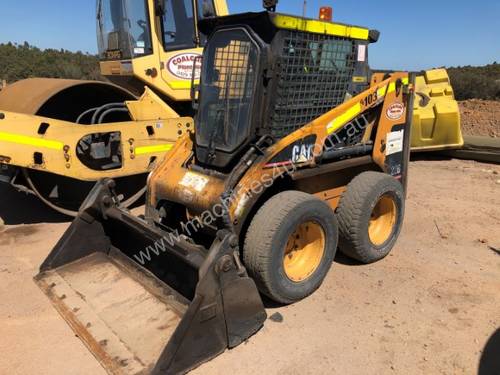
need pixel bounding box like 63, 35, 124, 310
35, 250, 189, 375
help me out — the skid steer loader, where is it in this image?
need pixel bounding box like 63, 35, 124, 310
37, 9, 416, 374
0, 0, 229, 216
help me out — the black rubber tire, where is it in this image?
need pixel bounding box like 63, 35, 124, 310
243, 191, 338, 304
337, 171, 405, 264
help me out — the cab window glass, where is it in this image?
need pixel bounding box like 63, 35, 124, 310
163, 0, 195, 50
309, 40, 354, 71
162, 0, 215, 51
97, 0, 153, 60
198, 0, 216, 44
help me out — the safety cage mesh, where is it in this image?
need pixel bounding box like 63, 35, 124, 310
269, 30, 357, 138
196, 28, 259, 154
213, 39, 254, 100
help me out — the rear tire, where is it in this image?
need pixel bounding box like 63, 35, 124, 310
243, 191, 338, 304
337, 171, 405, 264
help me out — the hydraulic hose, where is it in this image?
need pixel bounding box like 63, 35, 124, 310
90, 102, 127, 124
97, 108, 130, 124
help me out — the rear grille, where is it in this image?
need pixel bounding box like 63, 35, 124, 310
269, 30, 357, 138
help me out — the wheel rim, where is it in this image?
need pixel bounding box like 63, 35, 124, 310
283, 221, 326, 282
368, 194, 397, 246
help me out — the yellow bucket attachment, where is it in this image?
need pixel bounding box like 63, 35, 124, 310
411, 69, 464, 151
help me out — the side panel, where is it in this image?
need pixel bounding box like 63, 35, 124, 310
229, 74, 412, 226
127, 47, 204, 102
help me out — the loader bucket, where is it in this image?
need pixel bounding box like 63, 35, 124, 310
411, 69, 464, 152
35, 179, 266, 375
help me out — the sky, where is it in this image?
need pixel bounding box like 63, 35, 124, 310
0, 0, 498, 71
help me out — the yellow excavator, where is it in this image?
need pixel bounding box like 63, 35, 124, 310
0, 0, 462, 216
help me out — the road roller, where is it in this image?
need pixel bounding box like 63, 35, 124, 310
0, 0, 229, 215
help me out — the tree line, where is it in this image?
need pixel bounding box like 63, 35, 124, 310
447, 63, 499, 101
0, 42, 498, 101
0, 42, 100, 82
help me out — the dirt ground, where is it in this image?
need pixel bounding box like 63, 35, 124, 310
0, 158, 499, 375
459, 100, 500, 138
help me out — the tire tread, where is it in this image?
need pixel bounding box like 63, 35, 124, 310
337, 172, 403, 263
244, 191, 337, 303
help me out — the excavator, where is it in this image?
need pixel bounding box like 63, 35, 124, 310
36, 3, 448, 374
0, 0, 462, 216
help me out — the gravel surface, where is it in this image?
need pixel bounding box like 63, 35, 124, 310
0, 159, 499, 375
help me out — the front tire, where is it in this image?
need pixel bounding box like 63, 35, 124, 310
243, 191, 338, 304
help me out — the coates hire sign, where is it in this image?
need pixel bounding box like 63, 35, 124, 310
167, 53, 202, 80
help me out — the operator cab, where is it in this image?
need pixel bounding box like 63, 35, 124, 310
97, 0, 216, 60
195, 12, 379, 170
195, 27, 262, 169
97, 0, 153, 61
96, 0, 221, 102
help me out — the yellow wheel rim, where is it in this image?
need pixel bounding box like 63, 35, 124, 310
369, 194, 397, 246
283, 221, 325, 282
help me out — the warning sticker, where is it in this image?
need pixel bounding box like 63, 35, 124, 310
386, 103, 405, 121
179, 172, 209, 192
386, 130, 404, 156
167, 53, 202, 80
357, 45, 366, 62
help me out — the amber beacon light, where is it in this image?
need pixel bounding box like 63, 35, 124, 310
319, 6, 333, 21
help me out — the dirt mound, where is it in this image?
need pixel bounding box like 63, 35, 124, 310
459, 99, 500, 138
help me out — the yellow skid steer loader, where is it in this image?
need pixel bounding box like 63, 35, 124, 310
37, 8, 419, 374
